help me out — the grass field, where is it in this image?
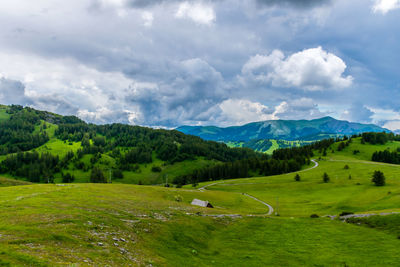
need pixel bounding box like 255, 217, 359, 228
0, 106, 10, 122
1, 137, 400, 265
1, 183, 400, 266
226, 139, 314, 154
198, 138, 400, 217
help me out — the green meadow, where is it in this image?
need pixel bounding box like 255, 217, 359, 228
1, 137, 400, 265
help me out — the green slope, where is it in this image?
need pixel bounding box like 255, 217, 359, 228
1, 184, 400, 266
2, 138, 400, 265
227, 139, 313, 154
0, 105, 259, 185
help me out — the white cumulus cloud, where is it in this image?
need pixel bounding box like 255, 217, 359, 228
142, 11, 154, 27
372, 0, 400, 14
175, 1, 216, 25
242, 47, 353, 91
218, 99, 276, 126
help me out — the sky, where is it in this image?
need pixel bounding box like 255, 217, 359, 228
0, 0, 400, 130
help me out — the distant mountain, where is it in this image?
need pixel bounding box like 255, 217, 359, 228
177, 117, 389, 142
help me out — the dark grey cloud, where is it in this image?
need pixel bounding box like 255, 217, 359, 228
256, 0, 331, 8
125, 58, 228, 126
341, 102, 374, 123
0, 0, 399, 129
90, 0, 330, 9
0, 78, 32, 106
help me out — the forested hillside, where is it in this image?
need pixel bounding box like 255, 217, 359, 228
0, 105, 264, 184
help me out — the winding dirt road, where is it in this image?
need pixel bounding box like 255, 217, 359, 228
198, 159, 319, 215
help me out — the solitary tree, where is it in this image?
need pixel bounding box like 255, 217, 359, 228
90, 167, 106, 183
323, 172, 330, 183
372, 170, 385, 186
344, 165, 349, 170
294, 174, 301, 182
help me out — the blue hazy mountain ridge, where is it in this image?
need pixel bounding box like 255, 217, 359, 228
176, 117, 389, 142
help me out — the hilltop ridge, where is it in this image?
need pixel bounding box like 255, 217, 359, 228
177, 116, 388, 142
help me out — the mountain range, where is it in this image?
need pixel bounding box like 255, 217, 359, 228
177, 117, 389, 142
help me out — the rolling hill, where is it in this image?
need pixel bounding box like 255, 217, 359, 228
0, 105, 261, 185
177, 116, 388, 142
1, 136, 400, 265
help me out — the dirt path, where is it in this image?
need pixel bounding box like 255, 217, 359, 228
197, 159, 319, 215
199, 159, 319, 189
242, 193, 274, 215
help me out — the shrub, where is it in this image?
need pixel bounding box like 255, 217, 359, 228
340, 211, 354, 216
294, 174, 301, 182
323, 172, 330, 183
372, 170, 385, 186
151, 166, 162, 172
113, 169, 124, 179
344, 165, 349, 169
310, 214, 319, 218
174, 195, 183, 202
348, 174, 352, 180
62, 172, 75, 183
90, 167, 107, 183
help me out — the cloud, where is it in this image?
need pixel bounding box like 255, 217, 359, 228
383, 120, 400, 131
341, 102, 374, 123
175, 2, 216, 25
117, 0, 330, 9
372, 0, 400, 14
218, 99, 275, 126
0, 77, 32, 105
241, 47, 353, 91
142, 11, 154, 27
125, 58, 227, 126
273, 98, 327, 120
0, 51, 134, 123
256, 0, 331, 8
215, 97, 327, 126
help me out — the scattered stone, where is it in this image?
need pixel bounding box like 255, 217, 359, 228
119, 248, 127, 254
120, 238, 127, 242
97, 242, 104, 246
202, 214, 242, 218
112, 237, 119, 242
114, 242, 119, 246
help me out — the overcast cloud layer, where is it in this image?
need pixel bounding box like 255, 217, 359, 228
0, 0, 399, 129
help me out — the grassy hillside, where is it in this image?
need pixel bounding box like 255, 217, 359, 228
0, 105, 10, 121
195, 137, 400, 216
0, 105, 259, 185
226, 139, 313, 154
1, 137, 400, 265
0, 176, 31, 187
1, 183, 400, 266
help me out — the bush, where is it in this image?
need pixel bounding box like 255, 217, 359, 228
344, 165, 349, 169
174, 195, 183, 202
151, 166, 162, 172
340, 211, 354, 216
62, 172, 75, 183
372, 170, 385, 186
90, 167, 107, 183
113, 169, 124, 179
294, 174, 301, 182
323, 172, 330, 183
310, 214, 319, 218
